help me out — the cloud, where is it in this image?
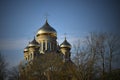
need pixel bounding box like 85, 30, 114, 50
0, 38, 29, 50
58, 34, 85, 45
0, 35, 86, 51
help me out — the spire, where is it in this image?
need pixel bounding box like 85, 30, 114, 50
45, 18, 48, 23
65, 36, 66, 40
34, 36, 35, 40
44, 17, 49, 26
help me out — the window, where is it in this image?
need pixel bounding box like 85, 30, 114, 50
26, 57, 27, 61
31, 53, 32, 59
28, 55, 29, 60
43, 41, 45, 51
47, 42, 50, 51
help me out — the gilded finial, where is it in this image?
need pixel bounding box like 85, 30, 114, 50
44, 13, 49, 22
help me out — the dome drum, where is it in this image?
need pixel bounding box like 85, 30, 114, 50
36, 35, 57, 42
36, 31, 57, 37
28, 44, 39, 48
36, 34, 57, 39
60, 45, 71, 49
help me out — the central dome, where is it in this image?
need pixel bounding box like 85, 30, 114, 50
36, 20, 57, 37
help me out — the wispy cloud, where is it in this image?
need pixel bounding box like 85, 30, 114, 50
58, 34, 85, 46
0, 35, 86, 51
0, 38, 29, 50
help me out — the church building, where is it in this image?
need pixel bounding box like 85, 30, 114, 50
20, 20, 77, 80
23, 20, 72, 62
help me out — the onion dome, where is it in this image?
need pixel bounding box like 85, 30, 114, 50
28, 37, 39, 47
36, 20, 57, 37
60, 37, 71, 49
24, 46, 29, 52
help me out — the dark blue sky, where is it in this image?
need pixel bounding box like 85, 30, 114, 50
0, 0, 120, 67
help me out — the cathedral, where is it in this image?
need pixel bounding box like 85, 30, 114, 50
23, 20, 72, 62
20, 20, 77, 80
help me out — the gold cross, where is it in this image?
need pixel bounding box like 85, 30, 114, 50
64, 33, 67, 40
44, 13, 49, 20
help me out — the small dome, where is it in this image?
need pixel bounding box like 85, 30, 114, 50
36, 20, 57, 36
60, 38, 71, 49
28, 37, 39, 47
24, 46, 29, 52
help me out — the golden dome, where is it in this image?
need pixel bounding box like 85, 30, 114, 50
28, 37, 39, 47
36, 20, 57, 37
60, 38, 71, 49
24, 46, 29, 52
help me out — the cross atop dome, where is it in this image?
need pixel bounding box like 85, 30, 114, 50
44, 13, 49, 22
64, 33, 67, 40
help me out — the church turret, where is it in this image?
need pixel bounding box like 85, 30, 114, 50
60, 37, 71, 61
27, 37, 39, 60
24, 46, 29, 61
28, 37, 39, 49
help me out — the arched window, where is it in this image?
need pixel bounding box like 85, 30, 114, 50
28, 55, 29, 60
31, 53, 32, 59
26, 57, 27, 61
53, 42, 55, 50
43, 41, 45, 51
47, 42, 50, 51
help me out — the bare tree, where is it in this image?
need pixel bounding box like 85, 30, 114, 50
24, 52, 63, 80
72, 32, 111, 80
76, 32, 120, 80
72, 38, 97, 80
0, 52, 7, 80
106, 33, 120, 73
8, 66, 20, 80
96, 33, 106, 80
18, 32, 120, 80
